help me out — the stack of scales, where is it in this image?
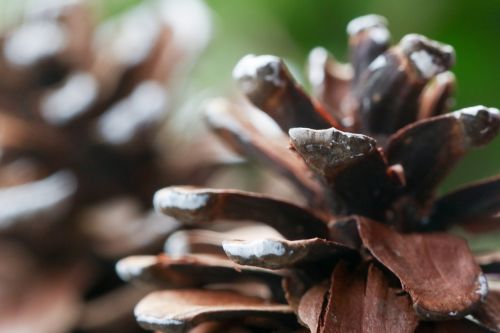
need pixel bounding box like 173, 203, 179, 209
0, 0, 216, 332
118, 15, 500, 333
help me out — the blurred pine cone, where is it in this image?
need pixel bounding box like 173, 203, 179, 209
0, 0, 213, 332
118, 15, 500, 333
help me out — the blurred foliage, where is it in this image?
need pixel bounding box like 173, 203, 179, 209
1, 0, 498, 191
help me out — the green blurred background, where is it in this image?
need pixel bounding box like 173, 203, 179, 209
2, 0, 499, 192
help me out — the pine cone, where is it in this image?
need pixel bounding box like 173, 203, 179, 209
0, 0, 212, 332
118, 15, 500, 332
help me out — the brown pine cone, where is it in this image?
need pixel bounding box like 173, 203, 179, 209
119, 14, 500, 333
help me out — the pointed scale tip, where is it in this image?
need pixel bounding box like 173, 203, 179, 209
153, 187, 212, 219
455, 106, 500, 146
289, 127, 376, 156
232, 54, 286, 94
457, 105, 500, 117
289, 127, 377, 176
288, 127, 311, 145
222, 239, 287, 261
400, 34, 456, 79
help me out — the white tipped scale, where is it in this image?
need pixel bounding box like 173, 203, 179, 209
153, 187, 211, 214
41, 71, 99, 125
4, 20, 66, 67
289, 127, 379, 180
96, 81, 168, 146
347, 14, 388, 36
134, 310, 183, 333
409, 50, 441, 79
0, 170, 77, 230
223, 237, 352, 269
223, 239, 287, 261
400, 34, 456, 79
451, 106, 500, 146
347, 14, 390, 46
164, 224, 284, 256
453, 105, 500, 118
159, 0, 212, 56
400, 34, 456, 60
115, 255, 157, 283
368, 26, 391, 44
289, 127, 376, 152
288, 127, 310, 145
232, 54, 285, 88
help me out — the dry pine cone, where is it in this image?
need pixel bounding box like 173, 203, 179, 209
118, 15, 500, 333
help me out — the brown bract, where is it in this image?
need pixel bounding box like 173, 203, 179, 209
233, 55, 339, 131
386, 107, 500, 204
322, 263, 418, 333
222, 237, 354, 269
297, 262, 418, 333
357, 218, 486, 319
116, 254, 285, 298
297, 283, 329, 332
289, 127, 399, 218
134, 289, 295, 333
154, 186, 329, 240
